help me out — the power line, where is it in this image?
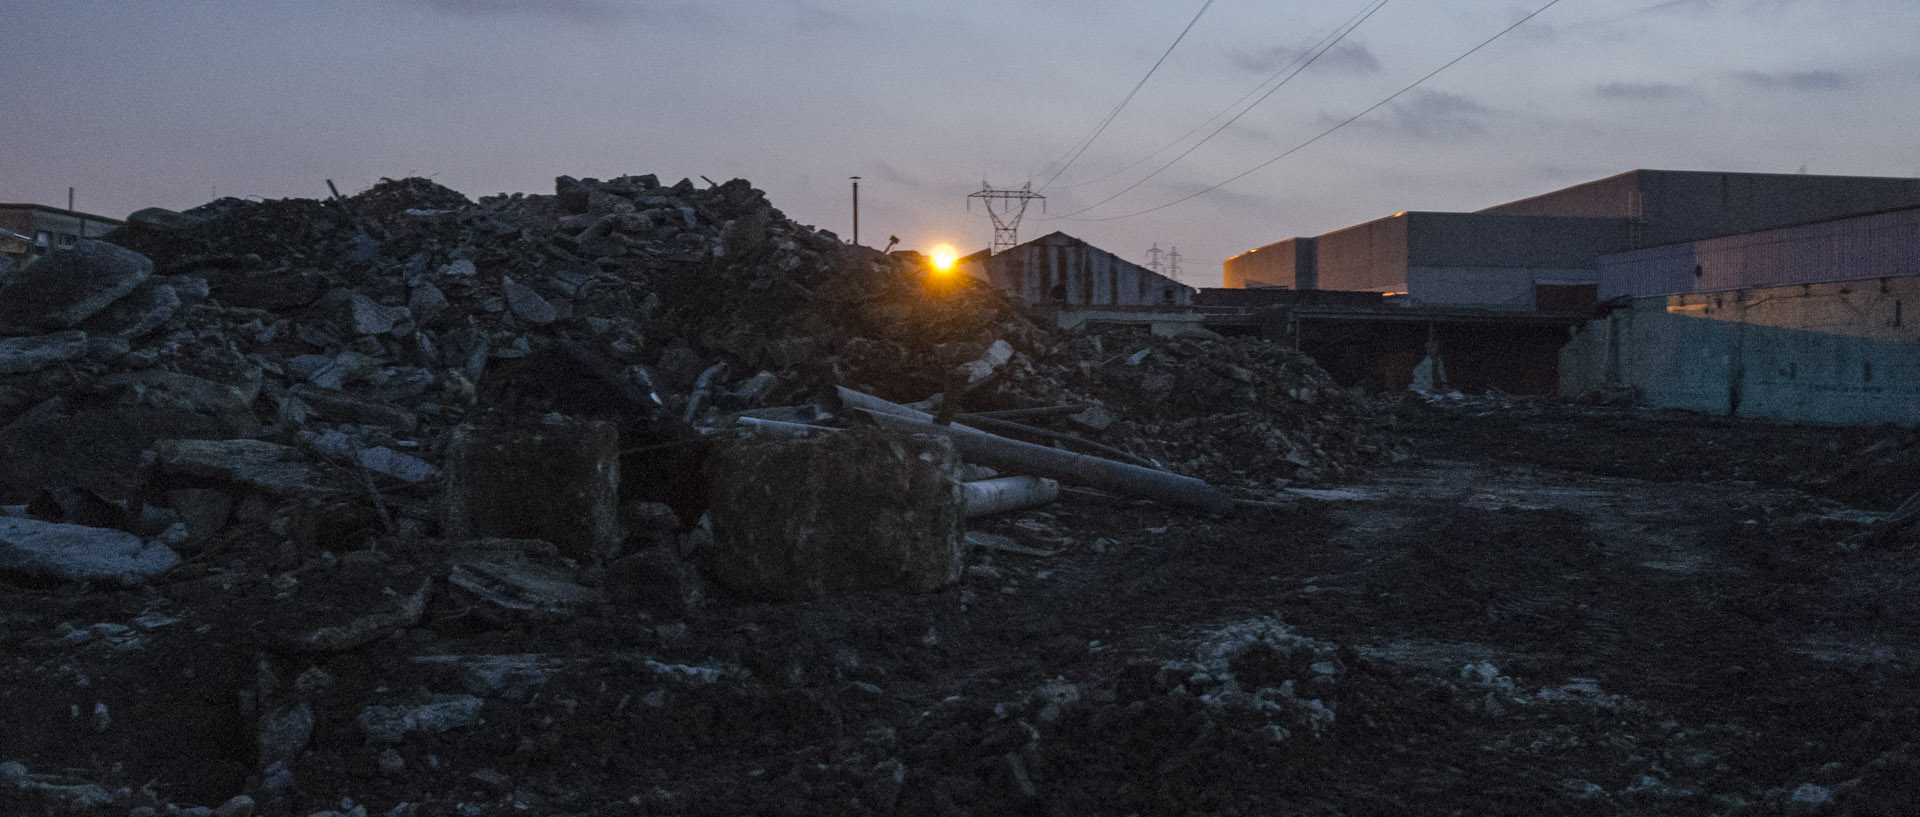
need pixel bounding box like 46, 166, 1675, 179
1062, 0, 1569, 223
1030, 0, 1217, 193
1044, 0, 1391, 220
1047, 0, 1388, 193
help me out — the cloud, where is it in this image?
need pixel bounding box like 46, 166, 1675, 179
1379, 90, 1493, 141
405, 0, 632, 24
1594, 81, 1687, 100
1733, 69, 1853, 91
1228, 41, 1379, 77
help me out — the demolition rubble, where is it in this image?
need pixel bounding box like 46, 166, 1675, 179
0, 175, 1399, 815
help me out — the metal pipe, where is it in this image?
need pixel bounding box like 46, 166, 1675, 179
849, 176, 861, 246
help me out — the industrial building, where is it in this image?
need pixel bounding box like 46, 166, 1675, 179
0, 203, 123, 268
1223, 170, 1920, 420
958, 231, 1196, 308
1225, 170, 1920, 311
1563, 204, 1920, 425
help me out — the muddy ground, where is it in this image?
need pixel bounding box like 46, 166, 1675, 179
4, 399, 1919, 816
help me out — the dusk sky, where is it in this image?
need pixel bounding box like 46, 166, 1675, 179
4, 0, 1916, 287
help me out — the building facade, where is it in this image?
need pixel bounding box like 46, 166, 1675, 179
1223, 169, 1920, 414
959, 231, 1196, 308
1227, 170, 1920, 312
0, 204, 123, 268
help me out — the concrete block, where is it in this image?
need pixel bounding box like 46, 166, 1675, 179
702, 428, 963, 601
441, 417, 621, 564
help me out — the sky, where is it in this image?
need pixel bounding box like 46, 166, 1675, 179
4, 0, 1917, 288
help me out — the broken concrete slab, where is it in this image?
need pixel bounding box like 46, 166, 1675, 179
502, 276, 558, 324
320, 288, 410, 336
287, 384, 419, 432
0, 517, 180, 582
356, 694, 484, 744
305, 350, 381, 390
410, 653, 560, 700
0, 330, 89, 375
0, 396, 252, 502
703, 427, 963, 601
147, 439, 336, 500
357, 446, 437, 483
0, 239, 151, 331
78, 278, 181, 339
165, 487, 234, 546
447, 558, 597, 622
442, 417, 621, 564
99, 370, 259, 432
960, 338, 1016, 386
260, 570, 432, 653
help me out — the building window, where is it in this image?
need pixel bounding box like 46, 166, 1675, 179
56, 234, 78, 248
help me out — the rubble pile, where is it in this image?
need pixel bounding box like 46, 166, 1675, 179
944, 330, 1405, 488
0, 173, 1407, 815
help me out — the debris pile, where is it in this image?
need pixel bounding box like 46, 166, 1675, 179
0, 173, 1406, 815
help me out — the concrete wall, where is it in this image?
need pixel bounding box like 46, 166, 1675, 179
1409, 266, 1599, 310
1601, 206, 1920, 299
1404, 211, 1631, 267
1562, 274, 1920, 425
1310, 211, 1629, 308
1315, 215, 1410, 293
1223, 237, 1313, 289
961, 231, 1194, 307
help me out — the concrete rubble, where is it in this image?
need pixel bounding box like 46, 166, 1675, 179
0, 173, 1429, 816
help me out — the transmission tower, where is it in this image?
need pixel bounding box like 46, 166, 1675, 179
1145, 243, 1165, 274
967, 182, 1045, 254
1166, 246, 1183, 282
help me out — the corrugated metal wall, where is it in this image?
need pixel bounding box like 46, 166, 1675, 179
974, 232, 1194, 307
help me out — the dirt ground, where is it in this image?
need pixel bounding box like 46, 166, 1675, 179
4, 399, 1919, 816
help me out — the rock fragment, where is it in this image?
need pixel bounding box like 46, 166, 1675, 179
0, 517, 179, 581
0, 239, 151, 331
357, 694, 484, 743
0, 330, 88, 375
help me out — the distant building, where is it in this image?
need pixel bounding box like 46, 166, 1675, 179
958, 231, 1195, 308
0, 203, 123, 267
1221, 169, 1920, 412
1224, 169, 1920, 313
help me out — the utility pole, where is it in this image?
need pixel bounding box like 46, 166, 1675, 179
1166, 246, 1183, 283
1145, 243, 1165, 274
967, 182, 1044, 255
849, 176, 861, 246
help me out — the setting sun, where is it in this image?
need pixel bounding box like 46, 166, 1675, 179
929, 243, 958, 272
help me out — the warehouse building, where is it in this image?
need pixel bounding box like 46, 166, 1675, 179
0, 203, 123, 268
1563, 204, 1920, 425
1225, 170, 1920, 311
958, 231, 1196, 308
1223, 170, 1920, 417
